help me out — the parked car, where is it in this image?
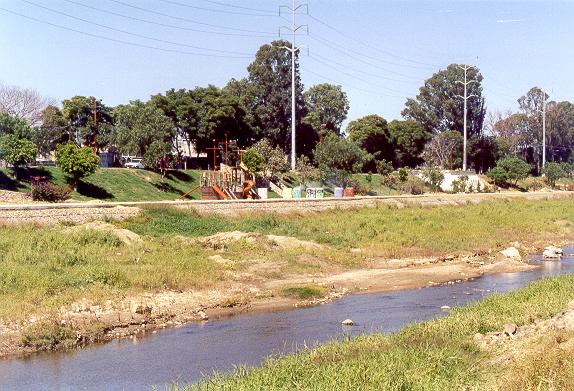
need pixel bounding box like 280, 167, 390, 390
124, 157, 145, 169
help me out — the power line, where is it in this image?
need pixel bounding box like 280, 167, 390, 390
308, 34, 422, 81
0, 6, 251, 59
199, 0, 276, 14
64, 0, 274, 38
159, 0, 276, 17
306, 14, 440, 69
307, 55, 409, 97
109, 0, 274, 35
21, 0, 252, 55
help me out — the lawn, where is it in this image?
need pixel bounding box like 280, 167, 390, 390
0, 167, 202, 201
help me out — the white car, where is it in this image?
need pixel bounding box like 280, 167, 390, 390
124, 158, 145, 169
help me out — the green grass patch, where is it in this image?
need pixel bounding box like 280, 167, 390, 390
0, 167, 202, 201
280, 285, 325, 300
182, 275, 574, 390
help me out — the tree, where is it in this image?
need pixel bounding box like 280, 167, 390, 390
0, 134, 37, 172
314, 133, 367, 187
422, 130, 463, 169
61, 96, 113, 150
249, 139, 289, 177
294, 155, 319, 187
233, 40, 306, 154
112, 101, 175, 169
421, 166, 444, 191
402, 64, 486, 137
388, 119, 430, 168
347, 115, 394, 171
495, 157, 531, 186
35, 105, 68, 155
242, 149, 264, 174
55, 142, 99, 188
0, 82, 55, 126
542, 162, 566, 188
0, 111, 34, 139
303, 83, 349, 136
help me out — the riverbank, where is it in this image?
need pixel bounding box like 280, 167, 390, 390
1, 196, 573, 358
183, 274, 574, 390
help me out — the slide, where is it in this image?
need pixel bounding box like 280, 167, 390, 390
212, 185, 230, 200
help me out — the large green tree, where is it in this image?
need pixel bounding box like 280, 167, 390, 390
388, 119, 430, 168
227, 40, 305, 156
347, 115, 394, 171
402, 64, 486, 137
314, 133, 367, 186
112, 101, 175, 169
61, 96, 113, 150
303, 83, 349, 136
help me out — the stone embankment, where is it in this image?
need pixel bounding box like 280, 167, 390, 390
0, 191, 572, 224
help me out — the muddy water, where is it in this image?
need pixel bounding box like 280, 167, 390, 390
1, 249, 573, 391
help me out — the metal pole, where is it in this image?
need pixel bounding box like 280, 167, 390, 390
542, 92, 546, 168
463, 67, 468, 171
290, 0, 296, 170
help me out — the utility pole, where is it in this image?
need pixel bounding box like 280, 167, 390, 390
455, 65, 477, 172
279, 1, 308, 170
535, 88, 548, 169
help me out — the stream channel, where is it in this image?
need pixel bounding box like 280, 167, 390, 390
1, 248, 574, 390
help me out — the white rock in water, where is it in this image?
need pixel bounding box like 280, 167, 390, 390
543, 246, 563, 259
499, 247, 521, 261
440, 305, 450, 311
341, 319, 354, 326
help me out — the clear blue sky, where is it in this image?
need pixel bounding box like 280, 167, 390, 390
0, 0, 572, 128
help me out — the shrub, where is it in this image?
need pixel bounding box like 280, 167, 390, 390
404, 176, 426, 195
523, 177, 545, 192
497, 157, 531, 185
542, 162, 567, 188
242, 149, 264, 174
421, 166, 444, 191
487, 166, 509, 187
55, 142, 99, 188
376, 159, 393, 176
29, 180, 71, 202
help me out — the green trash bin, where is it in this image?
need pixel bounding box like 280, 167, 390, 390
292, 186, 302, 198
315, 188, 324, 198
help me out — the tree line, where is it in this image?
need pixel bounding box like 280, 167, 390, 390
1, 40, 574, 188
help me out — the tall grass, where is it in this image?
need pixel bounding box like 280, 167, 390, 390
125, 197, 574, 258
183, 275, 574, 390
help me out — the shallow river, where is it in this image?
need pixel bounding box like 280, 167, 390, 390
1, 248, 573, 390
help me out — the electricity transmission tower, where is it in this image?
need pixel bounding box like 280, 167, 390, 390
279, 1, 308, 170
455, 65, 477, 171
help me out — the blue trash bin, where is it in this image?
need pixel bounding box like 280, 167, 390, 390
334, 187, 344, 198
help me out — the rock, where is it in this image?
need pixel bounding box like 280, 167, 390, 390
341, 319, 354, 326
543, 246, 563, 259
198, 310, 208, 321
503, 323, 517, 336
440, 305, 450, 311
499, 247, 521, 261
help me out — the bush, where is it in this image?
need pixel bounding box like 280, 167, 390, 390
497, 157, 531, 185
242, 149, 264, 174
421, 166, 444, 191
55, 142, 99, 188
404, 176, 426, 195
487, 166, 509, 187
29, 181, 71, 202
542, 162, 567, 188
522, 177, 545, 192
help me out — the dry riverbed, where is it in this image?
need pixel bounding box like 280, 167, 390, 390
0, 226, 555, 359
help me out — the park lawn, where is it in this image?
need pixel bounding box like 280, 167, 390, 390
0, 167, 202, 201
185, 275, 574, 390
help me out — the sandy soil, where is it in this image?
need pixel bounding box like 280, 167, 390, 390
0, 233, 543, 359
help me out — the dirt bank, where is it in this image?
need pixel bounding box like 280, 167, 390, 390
0, 238, 546, 359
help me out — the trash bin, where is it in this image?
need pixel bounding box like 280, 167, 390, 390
306, 188, 316, 198
344, 187, 355, 197
334, 187, 344, 198
315, 188, 324, 198
283, 187, 293, 198
257, 187, 268, 199
292, 186, 302, 198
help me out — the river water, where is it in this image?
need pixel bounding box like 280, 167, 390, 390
1, 249, 573, 390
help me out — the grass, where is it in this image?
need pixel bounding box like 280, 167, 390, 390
123, 196, 574, 258
279, 285, 325, 300
0, 167, 202, 201
179, 275, 574, 390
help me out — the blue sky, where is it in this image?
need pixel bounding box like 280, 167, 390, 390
0, 0, 572, 128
